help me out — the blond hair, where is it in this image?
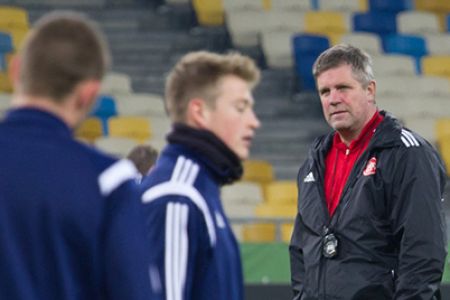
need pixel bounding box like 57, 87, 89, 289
165, 51, 260, 122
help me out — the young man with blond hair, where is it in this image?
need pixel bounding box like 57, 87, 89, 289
141, 51, 261, 300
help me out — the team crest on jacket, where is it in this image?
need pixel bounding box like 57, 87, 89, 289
363, 157, 377, 176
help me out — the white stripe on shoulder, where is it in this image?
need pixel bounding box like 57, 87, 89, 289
171, 156, 199, 185
401, 129, 420, 148
142, 182, 216, 246
98, 159, 138, 196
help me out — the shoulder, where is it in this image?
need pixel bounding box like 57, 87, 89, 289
142, 154, 217, 246
73, 141, 140, 197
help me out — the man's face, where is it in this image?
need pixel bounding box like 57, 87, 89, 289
203, 75, 260, 160
316, 64, 376, 142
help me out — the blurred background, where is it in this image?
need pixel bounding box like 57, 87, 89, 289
0, 0, 448, 298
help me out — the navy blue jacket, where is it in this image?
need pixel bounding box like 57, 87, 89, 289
141, 143, 244, 300
0, 108, 153, 300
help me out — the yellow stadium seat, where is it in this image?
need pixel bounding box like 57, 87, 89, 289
0, 6, 29, 30
304, 11, 349, 44
415, 0, 450, 31
436, 118, 450, 146
108, 116, 152, 143
255, 203, 297, 218
440, 138, 450, 176
421, 56, 450, 79
242, 159, 274, 185
192, 0, 224, 26
75, 117, 103, 143
242, 223, 276, 242
0, 72, 11, 93
264, 180, 297, 205
8, 28, 28, 51
280, 223, 294, 243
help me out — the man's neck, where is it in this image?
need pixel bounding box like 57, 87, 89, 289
11, 94, 79, 128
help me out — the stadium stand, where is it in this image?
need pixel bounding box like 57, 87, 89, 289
2, 1, 450, 298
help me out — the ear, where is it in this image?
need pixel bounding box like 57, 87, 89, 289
75, 79, 101, 110
8, 55, 20, 88
366, 80, 376, 103
186, 98, 211, 129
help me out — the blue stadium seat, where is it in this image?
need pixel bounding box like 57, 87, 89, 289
447, 14, 450, 32
292, 34, 330, 91
90, 95, 117, 134
368, 0, 412, 13
352, 12, 397, 37
382, 34, 427, 74
0, 32, 12, 71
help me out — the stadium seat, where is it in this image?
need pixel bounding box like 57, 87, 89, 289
90, 95, 117, 134
260, 31, 295, 68
75, 117, 103, 143
223, 0, 265, 11
421, 55, 450, 79
115, 93, 166, 117
318, 0, 366, 12
280, 223, 294, 243
270, 0, 312, 11
264, 180, 297, 205
0, 6, 29, 30
263, 10, 305, 33
415, 0, 450, 14
108, 116, 152, 143
0, 93, 10, 117
222, 181, 265, 205
225, 9, 266, 47
0, 72, 11, 93
255, 204, 297, 218
436, 118, 450, 146
397, 11, 441, 35
382, 34, 427, 74
242, 159, 274, 186
368, 0, 411, 13
94, 136, 138, 158
192, 0, 224, 26
304, 11, 350, 44
100, 72, 132, 95
242, 223, 276, 242
371, 54, 416, 76
148, 116, 171, 141
340, 32, 382, 56
425, 34, 450, 55
0, 32, 13, 71
352, 12, 397, 37
440, 138, 450, 176
292, 34, 330, 91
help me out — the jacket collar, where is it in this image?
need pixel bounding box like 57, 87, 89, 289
166, 123, 243, 185
4, 108, 72, 139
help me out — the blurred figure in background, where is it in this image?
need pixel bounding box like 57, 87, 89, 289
290, 44, 447, 300
141, 51, 261, 300
0, 11, 154, 300
127, 143, 159, 182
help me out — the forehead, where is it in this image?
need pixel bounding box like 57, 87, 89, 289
317, 64, 356, 83
216, 74, 254, 104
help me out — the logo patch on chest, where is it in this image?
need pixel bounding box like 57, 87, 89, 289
363, 157, 377, 176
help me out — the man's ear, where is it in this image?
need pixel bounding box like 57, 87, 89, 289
76, 80, 101, 110
367, 80, 376, 103
9, 55, 20, 88
186, 98, 210, 128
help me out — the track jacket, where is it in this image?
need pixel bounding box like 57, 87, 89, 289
0, 108, 153, 300
141, 124, 244, 300
290, 112, 447, 300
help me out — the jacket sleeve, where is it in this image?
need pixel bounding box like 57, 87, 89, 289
145, 196, 211, 300
389, 145, 447, 300
103, 180, 156, 300
289, 212, 306, 300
